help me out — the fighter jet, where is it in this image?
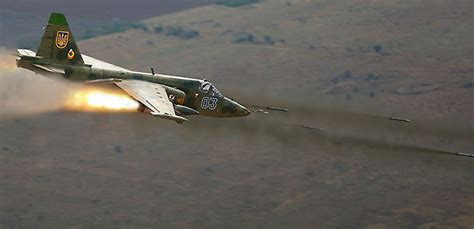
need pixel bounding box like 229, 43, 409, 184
16, 13, 250, 123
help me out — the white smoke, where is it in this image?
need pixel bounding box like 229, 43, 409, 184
0, 48, 71, 120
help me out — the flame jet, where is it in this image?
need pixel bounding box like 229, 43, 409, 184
16, 13, 250, 123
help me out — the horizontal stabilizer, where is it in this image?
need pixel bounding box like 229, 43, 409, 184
17, 49, 37, 57
32, 64, 65, 74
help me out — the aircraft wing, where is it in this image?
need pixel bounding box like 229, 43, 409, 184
114, 80, 188, 123
82, 54, 130, 72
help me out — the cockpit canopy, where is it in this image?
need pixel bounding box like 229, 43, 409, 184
199, 81, 222, 97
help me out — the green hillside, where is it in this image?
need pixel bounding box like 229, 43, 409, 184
79, 0, 474, 122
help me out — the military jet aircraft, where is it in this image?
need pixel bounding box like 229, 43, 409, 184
16, 13, 250, 123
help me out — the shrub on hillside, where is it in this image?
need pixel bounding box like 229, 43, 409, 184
373, 44, 384, 54
216, 0, 260, 7
153, 25, 200, 39
128, 22, 148, 32
264, 35, 274, 45
232, 33, 276, 45
234, 33, 255, 43
153, 25, 164, 33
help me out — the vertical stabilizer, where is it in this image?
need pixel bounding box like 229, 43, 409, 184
36, 13, 84, 65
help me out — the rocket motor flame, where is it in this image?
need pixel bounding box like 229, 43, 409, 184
0, 49, 140, 115
64, 88, 140, 112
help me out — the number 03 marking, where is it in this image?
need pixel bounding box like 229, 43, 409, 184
201, 97, 218, 110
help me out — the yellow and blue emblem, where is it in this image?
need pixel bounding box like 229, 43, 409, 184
55, 31, 69, 49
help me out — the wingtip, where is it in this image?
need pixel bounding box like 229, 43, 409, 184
151, 112, 188, 124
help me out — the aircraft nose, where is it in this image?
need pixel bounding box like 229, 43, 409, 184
237, 104, 251, 116
243, 107, 251, 116
223, 97, 251, 117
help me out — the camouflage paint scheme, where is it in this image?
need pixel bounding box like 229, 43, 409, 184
16, 13, 250, 123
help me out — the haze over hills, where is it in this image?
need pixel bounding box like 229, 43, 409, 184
1, 1, 473, 228
0, 0, 213, 48
0, 0, 213, 20
80, 0, 474, 123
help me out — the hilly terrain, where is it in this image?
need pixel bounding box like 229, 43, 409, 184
80, 0, 474, 123
1, 0, 473, 228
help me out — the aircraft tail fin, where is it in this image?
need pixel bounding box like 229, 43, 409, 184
36, 13, 84, 65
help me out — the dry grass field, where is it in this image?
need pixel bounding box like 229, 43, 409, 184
80, 0, 474, 122
0, 0, 473, 228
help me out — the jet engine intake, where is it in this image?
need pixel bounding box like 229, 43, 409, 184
162, 85, 186, 104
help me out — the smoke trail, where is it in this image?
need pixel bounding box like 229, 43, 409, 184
1, 47, 471, 157
190, 84, 472, 158
0, 48, 71, 120
184, 110, 473, 158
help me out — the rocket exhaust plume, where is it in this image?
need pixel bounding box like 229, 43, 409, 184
0, 48, 140, 119
0, 48, 69, 119
64, 87, 140, 112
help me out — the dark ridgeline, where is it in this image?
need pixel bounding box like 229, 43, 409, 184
0, 0, 213, 20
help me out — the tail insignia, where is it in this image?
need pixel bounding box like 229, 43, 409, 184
55, 31, 69, 49
67, 49, 75, 60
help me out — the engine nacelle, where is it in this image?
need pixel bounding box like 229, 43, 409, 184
161, 85, 185, 104
174, 105, 199, 116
